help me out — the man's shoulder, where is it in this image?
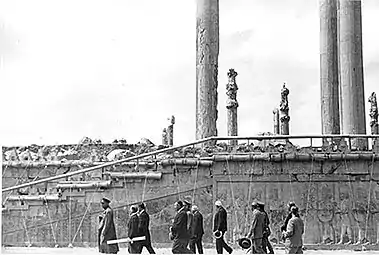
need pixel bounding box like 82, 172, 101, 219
177, 210, 186, 216
290, 216, 303, 225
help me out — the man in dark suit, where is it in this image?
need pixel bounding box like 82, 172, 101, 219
137, 203, 156, 254
247, 202, 265, 254
171, 201, 193, 254
213, 200, 233, 254
189, 205, 204, 254
258, 202, 274, 254
128, 205, 141, 254
283, 206, 304, 254
184, 200, 194, 247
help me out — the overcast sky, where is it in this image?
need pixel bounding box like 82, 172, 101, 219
1, 0, 379, 147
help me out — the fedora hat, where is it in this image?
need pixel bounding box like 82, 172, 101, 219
213, 230, 222, 239
238, 237, 252, 249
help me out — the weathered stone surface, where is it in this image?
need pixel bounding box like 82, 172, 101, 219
273, 108, 280, 135
320, 0, 340, 135
196, 0, 219, 142
338, 0, 367, 149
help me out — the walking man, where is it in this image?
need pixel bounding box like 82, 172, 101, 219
138, 203, 156, 254
98, 197, 119, 254
258, 202, 274, 254
171, 201, 193, 254
213, 200, 233, 254
184, 200, 194, 248
127, 205, 141, 254
247, 202, 265, 254
281, 202, 296, 243
283, 206, 304, 254
189, 205, 204, 254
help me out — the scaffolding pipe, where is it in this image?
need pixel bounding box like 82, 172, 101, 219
105, 172, 162, 180
56, 180, 112, 189
160, 159, 213, 166
2, 161, 157, 168
7, 194, 64, 201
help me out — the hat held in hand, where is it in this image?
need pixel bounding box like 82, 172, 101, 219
238, 237, 252, 249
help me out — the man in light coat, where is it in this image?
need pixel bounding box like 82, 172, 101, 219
98, 197, 119, 254
283, 206, 304, 254
247, 202, 265, 254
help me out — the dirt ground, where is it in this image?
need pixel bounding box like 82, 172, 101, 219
2, 247, 378, 255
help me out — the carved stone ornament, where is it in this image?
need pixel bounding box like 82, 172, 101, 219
226, 69, 239, 109
369, 92, 378, 132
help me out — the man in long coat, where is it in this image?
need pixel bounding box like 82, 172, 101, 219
127, 205, 141, 254
98, 197, 119, 254
189, 205, 204, 254
281, 202, 297, 243
137, 202, 156, 254
213, 200, 233, 254
184, 200, 194, 247
171, 200, 193, 254
283, 206, 304, 254
247, 202, 265, 254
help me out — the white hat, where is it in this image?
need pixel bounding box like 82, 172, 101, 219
192, 205, 199, 211
215, 200, 222, 206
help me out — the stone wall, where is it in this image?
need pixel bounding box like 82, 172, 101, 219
2, 140, 379, 247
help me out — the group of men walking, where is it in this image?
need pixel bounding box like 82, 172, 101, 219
246, 201, 304, 254
98, 197, 155, 254
98, 197, 304, 254
170, 200, 205, 254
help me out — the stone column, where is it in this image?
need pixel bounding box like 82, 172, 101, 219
369, 92, 379, 152
279, 83, 290, 135
196, 0, 219, 143
338, 0, 367, 149
226, 69, 238, 146
320, 0, 340, 135
167, 116, 175, 147
273, 108, 280, 135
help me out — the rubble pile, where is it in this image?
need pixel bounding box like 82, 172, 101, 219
3, 134, 340, 165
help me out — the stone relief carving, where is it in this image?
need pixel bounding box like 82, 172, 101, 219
279, 83, 290, 122
369, 92, 378, 134
226, 69, 239, 109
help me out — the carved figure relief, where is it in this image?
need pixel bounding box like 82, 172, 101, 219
369, 92, 378, 134
336, 188, 354, 244
226, 69, 239, 109
317, 184, 336, 244
279, 83, 290, 122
